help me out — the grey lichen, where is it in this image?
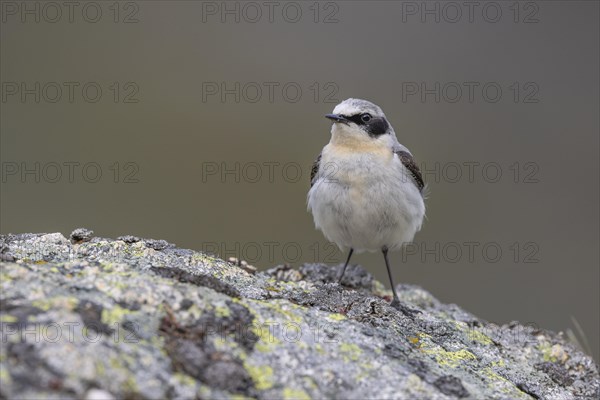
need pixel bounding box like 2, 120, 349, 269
0, 231, 598, 400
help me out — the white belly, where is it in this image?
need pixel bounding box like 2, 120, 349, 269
308, 148, 425, 253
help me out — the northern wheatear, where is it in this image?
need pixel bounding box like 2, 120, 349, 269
307, 98, 426, 311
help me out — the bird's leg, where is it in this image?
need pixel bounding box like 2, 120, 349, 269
383, 247, 422, 316
382, 246, 401, 308
337, 248, 354, 284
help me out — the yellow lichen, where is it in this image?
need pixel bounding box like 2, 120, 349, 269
467, 328, 493, 345
339, 343, 362, 362
259, 300, 304, 324
314, 343, 326, 355
490, 359, 505, 368
237, 299, 291, 353
122, 376, 138, 392
252, 321, 281, 353
94, 361, 106, 377
453, 321, 493, 345
214, 305, 231, 318
480, 367, 529, 398
245, 364, 274, 390
431, 349, 477, 368
282, 387, 311, 400
211, 337, 248, 361
230, 395, 252, 400
0, 365, 11, 385
101, 304, 131, 326
418, 333, 477, 368
327, 313, 346, 322
550, 344, 568, 363
0, 315, 17, 323
538, 341, 558, 363
32, 296, 78, 311
173, 372, 197, 387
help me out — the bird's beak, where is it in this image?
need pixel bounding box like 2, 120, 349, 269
325, 114, 350, 125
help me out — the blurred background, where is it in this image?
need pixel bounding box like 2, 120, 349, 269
1, 1, 598, 360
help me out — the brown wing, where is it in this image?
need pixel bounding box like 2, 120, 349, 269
395, 150, 424, 193
310, 153, 322, 188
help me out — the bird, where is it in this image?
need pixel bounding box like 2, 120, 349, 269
307, 98, 426, 311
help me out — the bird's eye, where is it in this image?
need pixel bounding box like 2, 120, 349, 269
361, 113, 372, 123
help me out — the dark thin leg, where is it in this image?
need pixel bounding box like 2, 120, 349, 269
382, 246, 401, 308
382, 247, 421, 316
337, 248, 354, 284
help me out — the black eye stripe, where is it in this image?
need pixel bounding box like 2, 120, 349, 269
341, 113, 389, 137
344, 114, 368, 125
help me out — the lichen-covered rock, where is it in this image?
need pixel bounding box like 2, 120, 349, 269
0, 231, 598, 399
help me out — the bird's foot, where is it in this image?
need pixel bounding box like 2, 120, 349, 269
390, 298, 421, 317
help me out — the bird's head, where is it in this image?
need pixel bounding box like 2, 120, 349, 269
325, 98, 394, 146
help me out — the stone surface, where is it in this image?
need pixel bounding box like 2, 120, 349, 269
0, 231, 598, 399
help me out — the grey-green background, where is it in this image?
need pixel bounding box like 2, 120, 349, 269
1, 1, 598, 360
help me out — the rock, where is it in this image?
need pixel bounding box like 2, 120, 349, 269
227, 257, 258, 275
70, 228, 94, 243
433, 375, 470, 398
0, 231, 598, 400
84, 388, 116, 400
